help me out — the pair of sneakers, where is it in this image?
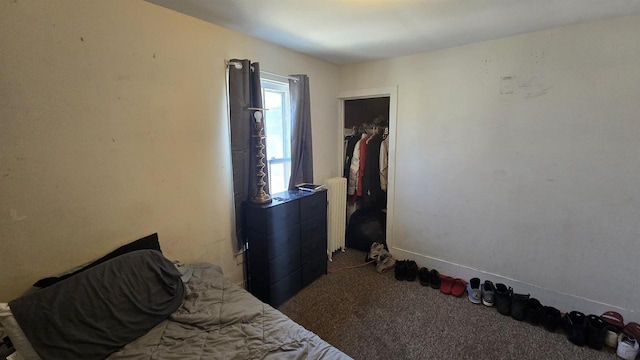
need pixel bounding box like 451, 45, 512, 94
418, 267, 442, 289
394, 260, 418, 281
367, 242, 396, 274
466, 278, 496, 306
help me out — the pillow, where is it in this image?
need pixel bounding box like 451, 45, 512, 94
33, 232, 161, 288
10, 250, 184, 360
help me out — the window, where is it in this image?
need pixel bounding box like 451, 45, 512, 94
261, 78, 291, 194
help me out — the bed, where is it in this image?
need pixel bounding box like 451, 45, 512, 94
0, 237, 351, 360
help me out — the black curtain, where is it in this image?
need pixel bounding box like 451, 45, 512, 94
288, 74, 314, 189
228, 59, 267, 251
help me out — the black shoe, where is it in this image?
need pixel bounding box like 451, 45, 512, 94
405, 260, 418, 281
542, 306, 561, 332
525, 298, 543, 325
394, 260, 407, 281
364, 253, 377, 265
510, 292, 530, 321
429, 269, 441, 289
586, 314, 607, 350
494, 283, 512, 316
563, 311, 587, 346
418, 267, 430, 286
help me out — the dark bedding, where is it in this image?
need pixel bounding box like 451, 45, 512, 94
9, 250, 184, 360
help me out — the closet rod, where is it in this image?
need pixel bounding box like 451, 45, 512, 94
225, 60, 297, 82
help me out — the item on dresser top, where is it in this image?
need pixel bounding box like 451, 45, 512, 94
295, 183, 326, 192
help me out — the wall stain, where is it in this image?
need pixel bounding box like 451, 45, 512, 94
80, 36, 84, 42
500, 75, 516, 95
501, 74, 553, 99
10, 209, 27, 221
519, 75, 554, 99
481, 58, 492, 74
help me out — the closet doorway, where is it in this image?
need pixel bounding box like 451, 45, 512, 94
338, 86, 398, 250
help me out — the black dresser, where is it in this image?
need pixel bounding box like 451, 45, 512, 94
244, 190, 327, 307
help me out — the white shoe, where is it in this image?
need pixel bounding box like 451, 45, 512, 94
617, 333, 639, 360
375, 252, 396, 273
368, 242, 385, 261
605, 326, 620, 348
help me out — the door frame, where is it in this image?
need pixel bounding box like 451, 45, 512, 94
338, 86, 398, 249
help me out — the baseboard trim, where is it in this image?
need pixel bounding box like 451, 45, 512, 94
392, 246, 637, 322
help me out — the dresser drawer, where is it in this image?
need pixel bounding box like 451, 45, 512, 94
299, 191, 327, 221
269, 248, 300, 284
301, 256, 326, 288
249, 225, 300, 263
300, 212, 327, 245
245, 200, 299, 234
267, 224, 300, 260
270, 269, 301, 307
301, 234, 326, 265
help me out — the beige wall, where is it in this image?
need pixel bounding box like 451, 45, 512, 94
0, 0, 339, 301
340, 14, 640, 320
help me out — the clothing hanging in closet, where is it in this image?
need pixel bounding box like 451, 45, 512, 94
362, 133, 386, 209
348, 133, 369, 196
344, 132, 361, 179
345, 126, 389, 211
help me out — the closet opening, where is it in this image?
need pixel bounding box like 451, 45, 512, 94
338, 87, 397, 254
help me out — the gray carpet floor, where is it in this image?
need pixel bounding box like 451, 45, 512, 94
278, 249, 620, 360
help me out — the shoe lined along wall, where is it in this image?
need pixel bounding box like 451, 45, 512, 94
382, 248, 640, 359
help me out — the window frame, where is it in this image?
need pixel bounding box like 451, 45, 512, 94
260, 77, 292, 194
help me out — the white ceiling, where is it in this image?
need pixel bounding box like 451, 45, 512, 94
148, 0, 640, 65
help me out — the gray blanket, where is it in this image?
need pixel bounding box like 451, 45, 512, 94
109, 263, 351, 360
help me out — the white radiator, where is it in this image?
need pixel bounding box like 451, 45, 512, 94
324, 177, 347, 260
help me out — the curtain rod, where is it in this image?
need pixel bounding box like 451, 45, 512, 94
225, 60, 298, 82
261, 70, 298, 82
